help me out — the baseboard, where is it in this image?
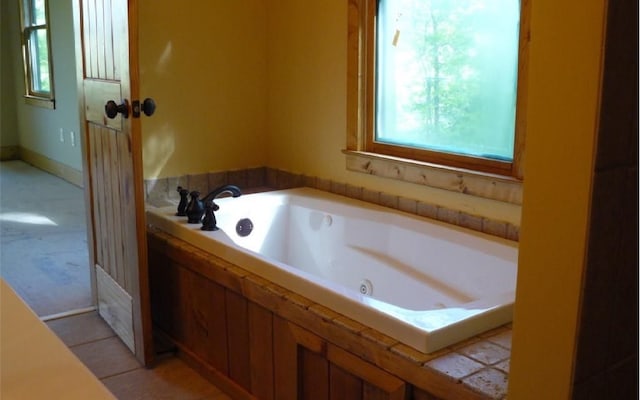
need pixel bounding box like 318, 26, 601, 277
0, 146, 20, 161
40, 306, 97, 322
18, 147, 84, 188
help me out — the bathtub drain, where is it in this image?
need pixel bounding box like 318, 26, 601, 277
359, 279, 373, 296
236, 218, 254, 237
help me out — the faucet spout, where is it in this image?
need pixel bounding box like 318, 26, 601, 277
180, 184, 242, 226
200, 185, 242, 231
202, 184, 242, 202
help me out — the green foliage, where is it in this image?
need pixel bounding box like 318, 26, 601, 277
377, 0, 520, 159
406, 0, 477, 141
35, 29, 50, 92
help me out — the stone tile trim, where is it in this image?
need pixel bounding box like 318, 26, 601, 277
145, 167, 519, 242
424, 326, 513, 399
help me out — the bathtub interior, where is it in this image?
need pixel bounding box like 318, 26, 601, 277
146, 187, 518, 353
213, 191, 516, 311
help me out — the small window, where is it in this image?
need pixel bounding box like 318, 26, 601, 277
347, 0, 528, 180
19, 0, 55, 108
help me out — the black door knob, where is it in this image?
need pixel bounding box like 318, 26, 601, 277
105, 100, 129, 119
141, 98, 156, 117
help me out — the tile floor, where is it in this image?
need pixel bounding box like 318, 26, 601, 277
46, 311, 231, 400
0, 161, 231, 399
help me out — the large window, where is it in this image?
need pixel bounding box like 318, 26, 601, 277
19, 0, 55, 108
347, 0, 528, 190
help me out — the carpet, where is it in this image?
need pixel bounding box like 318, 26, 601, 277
0, 161, 92, 317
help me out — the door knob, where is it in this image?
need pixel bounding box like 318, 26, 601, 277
141, 98, 156, 116
131, 98, 156, 118
105, 100, 129, 119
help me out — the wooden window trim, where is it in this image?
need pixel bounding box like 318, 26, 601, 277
23, 95, 55, 109
19, 0, 56, 108
346, 0, 529, 203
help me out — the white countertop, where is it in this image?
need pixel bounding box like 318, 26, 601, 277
1, 279, 116, 400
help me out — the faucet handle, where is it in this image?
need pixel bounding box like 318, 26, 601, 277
176, 186, 189, 216
186, 191, 204, 223
201, 200, 220, 231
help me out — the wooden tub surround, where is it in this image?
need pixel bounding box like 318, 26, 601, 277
148, 227, 512, 400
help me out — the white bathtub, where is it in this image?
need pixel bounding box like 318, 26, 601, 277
146, 187, 518, 353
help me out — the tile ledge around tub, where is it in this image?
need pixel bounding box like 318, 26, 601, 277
144, 167, 519, 242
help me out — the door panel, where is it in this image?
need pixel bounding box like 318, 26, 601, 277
83, 80, 122, 130
96, 264, 134, 351
74, 0, 152, 364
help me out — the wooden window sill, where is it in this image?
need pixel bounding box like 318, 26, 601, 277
23, 96, 55, 109
343, 150, 523, 205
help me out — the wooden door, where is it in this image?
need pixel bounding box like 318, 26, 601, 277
73, 0, 152, 365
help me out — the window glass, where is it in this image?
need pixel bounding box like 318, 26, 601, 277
20, 0, 54, 104
26, 0, 47, 25
28, 28, 51, 93
375, 0, 520, 162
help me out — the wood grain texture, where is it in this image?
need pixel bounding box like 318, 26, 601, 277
96, 265, 134, 352
330, 364, 362, 400
190, 277, 228, 375
225, 289, 251, 391
109, 130, 125, 287
327, 343, 406, 398
273, 316, 298, 400
78, 0, 152, 365
248, 302, 274, 399
300, 347, 329, 400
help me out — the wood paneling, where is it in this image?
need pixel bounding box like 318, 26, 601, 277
108, 130, 125, 286
330, 364, 362, 399
96, 265, 134, 352
147, 248, 183, 342
77, 0, 152, 364
148, 230, 470, 400
248, 303, 274, 399
148, 255, 229, 374
187, 273, 228, 375
102, 0, 115, 80
364, 383, 393, 400
327, 343, 406, 399
300, 347, 330, 400
225, 290, 251, 391
273, 316, 298, 400
82, 0, 120, 80
87, 122, 139, 293
89, 125, 106, 272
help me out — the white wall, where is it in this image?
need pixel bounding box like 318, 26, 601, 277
2, 0, 82, 171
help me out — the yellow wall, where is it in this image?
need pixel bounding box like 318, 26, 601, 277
139, 1, 268, 179
508, 0, 605, 398
266, 1, 347, 180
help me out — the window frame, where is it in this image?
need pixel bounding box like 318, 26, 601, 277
346, 0, 529, 202
19, 0, 55, 109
